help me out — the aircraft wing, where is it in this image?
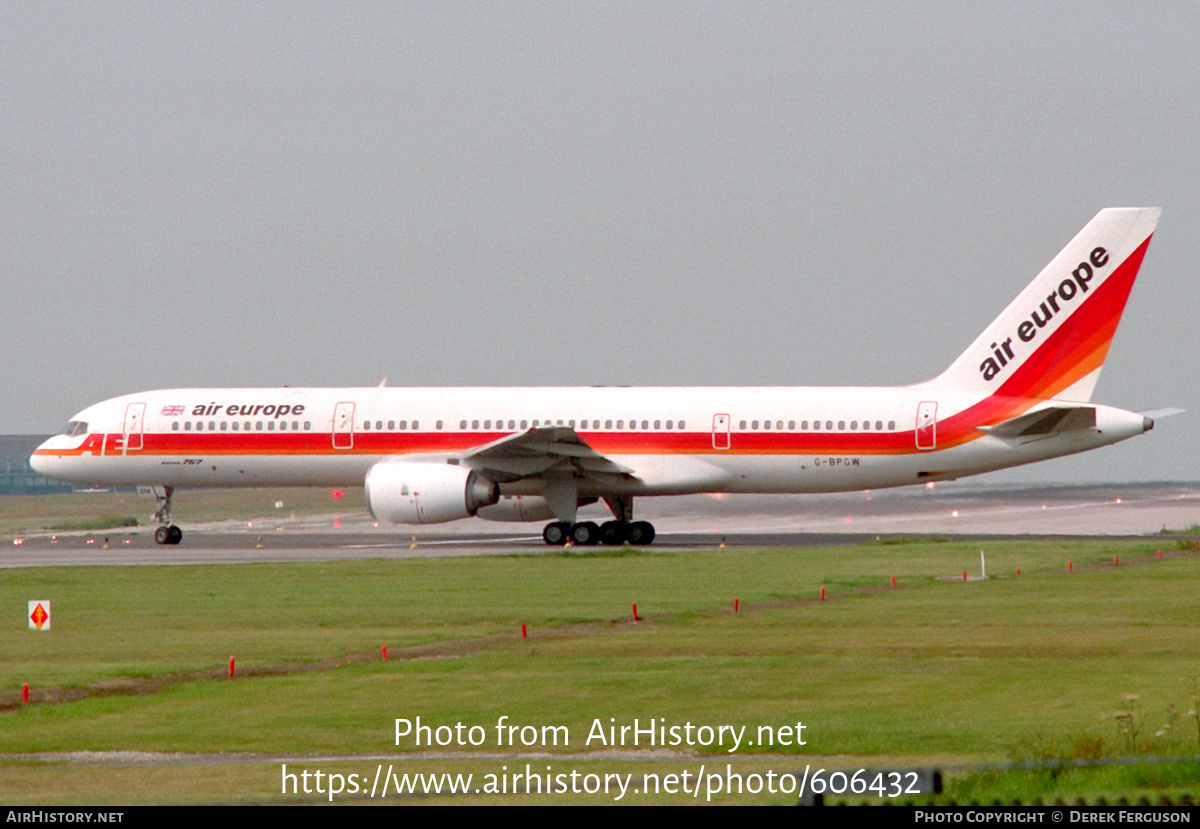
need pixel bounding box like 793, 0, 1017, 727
976, 405, 1097, 442
458, 427, 635, 484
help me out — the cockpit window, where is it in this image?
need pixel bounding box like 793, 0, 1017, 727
60, 421, 88, 437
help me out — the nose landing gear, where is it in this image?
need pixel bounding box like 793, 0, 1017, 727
154, 524, 183, 545
150, 486, 183, 545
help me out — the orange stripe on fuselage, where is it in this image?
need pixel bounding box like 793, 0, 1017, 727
931, 234, 1151, 449
31, 237, 1150, 467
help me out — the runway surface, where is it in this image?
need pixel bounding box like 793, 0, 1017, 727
4, 482, 1198, 567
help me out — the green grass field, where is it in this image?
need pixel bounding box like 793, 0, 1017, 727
2, 534, 1199, 805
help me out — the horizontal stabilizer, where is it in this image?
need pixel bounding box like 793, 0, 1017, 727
1139, 407, 1185, 420
977, 406, 1096, 440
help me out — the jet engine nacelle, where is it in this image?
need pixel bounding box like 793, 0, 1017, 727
476, 495, 558, 523
364, 462, 499, 525
475, 495, 601, 522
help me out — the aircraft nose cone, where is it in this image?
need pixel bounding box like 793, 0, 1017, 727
29, 448, 50, 476
29, 437, 59, 477
1143, 416, 1154, 432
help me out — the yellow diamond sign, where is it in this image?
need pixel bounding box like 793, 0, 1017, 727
28, 600, 50, 631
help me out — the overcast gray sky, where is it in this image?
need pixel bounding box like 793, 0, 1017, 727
2, 2, 1196, 483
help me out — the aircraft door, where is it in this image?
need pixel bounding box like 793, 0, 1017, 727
712, 413, 731, 450
333, 402, 355, 449
915, 401, 937, 450
123, 402, 146, 453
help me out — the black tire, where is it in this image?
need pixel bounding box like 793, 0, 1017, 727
570, 521, 600, 546
599, 521, 627, 546
542, 521, 570, 545
154, 526, 170, 545
626, 521, 656, 545
168, 525, 183, 545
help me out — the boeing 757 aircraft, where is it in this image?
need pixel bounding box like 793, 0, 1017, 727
32, 208, 1163, 546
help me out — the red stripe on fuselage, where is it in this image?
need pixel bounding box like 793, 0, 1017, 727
33, 428, 921, 458
31, 237, 1151, 467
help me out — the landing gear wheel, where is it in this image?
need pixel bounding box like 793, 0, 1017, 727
599, 521, 627, 546
626, 521, 656, 545
155, 525, 183, 545
570, 521, 600, 546
542, 521, 571, 546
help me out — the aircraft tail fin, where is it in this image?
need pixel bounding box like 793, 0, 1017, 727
933, 208, 1160, 403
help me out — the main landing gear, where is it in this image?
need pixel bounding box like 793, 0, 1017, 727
151, 486, 183, 546
541, 520, 656, 546
541, 495, 655, 546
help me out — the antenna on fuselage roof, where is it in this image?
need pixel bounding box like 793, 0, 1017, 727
378, 377, 387, 388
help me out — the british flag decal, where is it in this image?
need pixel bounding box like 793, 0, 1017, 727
161, 405, 185, 416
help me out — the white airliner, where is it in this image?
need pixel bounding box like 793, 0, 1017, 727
32, 208, 1164, 546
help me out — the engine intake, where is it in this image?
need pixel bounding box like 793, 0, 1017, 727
364, 462, 499, 525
